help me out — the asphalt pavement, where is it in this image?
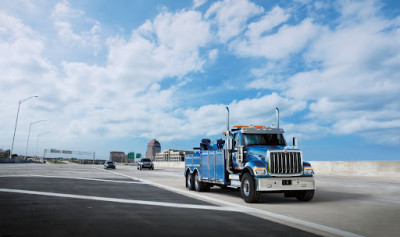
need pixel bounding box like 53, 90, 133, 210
0, 164, 319, 237
1, 163, 399, 237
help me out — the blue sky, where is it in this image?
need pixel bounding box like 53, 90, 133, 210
0, 0, 399, 161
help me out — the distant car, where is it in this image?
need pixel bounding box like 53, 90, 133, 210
137, 158, 154, 170
104, 161, 116, 169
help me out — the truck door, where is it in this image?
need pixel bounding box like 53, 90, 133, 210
232, 133, 242, 167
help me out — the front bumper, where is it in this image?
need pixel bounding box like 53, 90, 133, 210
256, 176, 315, 192
140, 163, 153, 167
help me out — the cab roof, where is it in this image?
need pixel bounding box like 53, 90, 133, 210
232, 125, 284, 134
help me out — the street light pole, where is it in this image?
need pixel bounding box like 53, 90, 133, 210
35, 132, 49, 159
24, 120, 46, 160
10, 95, 38, 158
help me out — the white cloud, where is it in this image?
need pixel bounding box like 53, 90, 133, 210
193, 0, 207, 9
245, 6, 289, 39
237, 0, 400, 145
205, 0, 263, 42
53, 21, 101, 49
44, 8, 212, 143
208, 48, 218, 63
283, 1, 400, 143
181, 93, 307, 138
51, 0, 102, 53
231, 18, 319, 59
51, 0, 84, 19
105, 9, 210, 89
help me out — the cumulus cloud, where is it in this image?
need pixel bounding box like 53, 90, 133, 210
51, 0, 101, 53
51, 0, 84, 19
193, 0, 207, 9
181, 93, 307, 138
285, 1, 400, 143
234, 0, 400, 144
43, 8, 211, 143
205, 0, 263, 42
231, 18, 319, 59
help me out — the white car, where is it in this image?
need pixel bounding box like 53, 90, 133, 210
137, 158, 154, 170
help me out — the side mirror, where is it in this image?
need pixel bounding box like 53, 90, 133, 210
293, 137, 298, 148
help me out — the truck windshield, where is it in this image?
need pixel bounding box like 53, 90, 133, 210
243, 133, 286, 146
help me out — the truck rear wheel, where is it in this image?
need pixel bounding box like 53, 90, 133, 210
241, 173, 260, 203
186, 172, 194, 190
296, 190, 314, 201
194, 172, 204, 192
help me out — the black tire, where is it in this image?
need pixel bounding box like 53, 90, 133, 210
194, 172, 204, 192
186, 172, 194, 190
137, 166, 139, 170
241, 173, 260, 203
296, 190, 314, 201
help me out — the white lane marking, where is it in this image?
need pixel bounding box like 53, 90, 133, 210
0, 174, 142, 184
0, 188, 238, 212
97, 167, 364, 237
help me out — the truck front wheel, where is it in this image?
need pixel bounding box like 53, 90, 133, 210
296, 190, 314, 201
186, 172, 194, 190
241, 173, 260, 203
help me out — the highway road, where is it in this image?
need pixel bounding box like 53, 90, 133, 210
0, 163, 399, 237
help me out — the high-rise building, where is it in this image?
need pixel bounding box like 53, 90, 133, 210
110, 151, 125, 163
155, 149, 194, 162
145, 139, 161, 161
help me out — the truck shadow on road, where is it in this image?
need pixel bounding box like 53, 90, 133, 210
207, 187, 369, 204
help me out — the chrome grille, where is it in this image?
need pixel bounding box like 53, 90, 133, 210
270, 151, 302, 174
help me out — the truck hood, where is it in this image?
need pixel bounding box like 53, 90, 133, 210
246, 145, 299, 163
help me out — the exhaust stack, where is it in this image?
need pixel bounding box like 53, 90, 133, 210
225, 106, 233, 173
226, 107, 230, 132
276, 108, 279, 129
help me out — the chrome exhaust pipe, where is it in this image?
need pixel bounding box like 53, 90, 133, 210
226, 106, 230, 132
225, 106, 233, 174
276, 108, 279, 129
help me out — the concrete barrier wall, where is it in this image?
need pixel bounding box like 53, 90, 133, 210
154, 161, 185, 169
310, 161, 400, 177
0, 158, 40, 164
154, 161, 400, 177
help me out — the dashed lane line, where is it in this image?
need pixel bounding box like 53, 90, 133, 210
97, 167, 364, 237
0, 174, 142, 184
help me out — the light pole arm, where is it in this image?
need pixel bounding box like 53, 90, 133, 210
24, 120, 46, 160
35, 132, 49, 158
20, 95, 38, 104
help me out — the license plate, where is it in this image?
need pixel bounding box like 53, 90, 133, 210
282, 180, 292, 185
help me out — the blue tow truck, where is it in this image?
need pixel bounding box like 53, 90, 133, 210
185, 107, 315, 203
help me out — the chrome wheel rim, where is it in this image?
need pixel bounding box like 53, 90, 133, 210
243, 180, 250, 197
195, 173, 199, 189
187, 174, 191, 187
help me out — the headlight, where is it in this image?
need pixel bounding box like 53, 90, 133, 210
304, 167, 314, 175
253, 167, 267, 175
